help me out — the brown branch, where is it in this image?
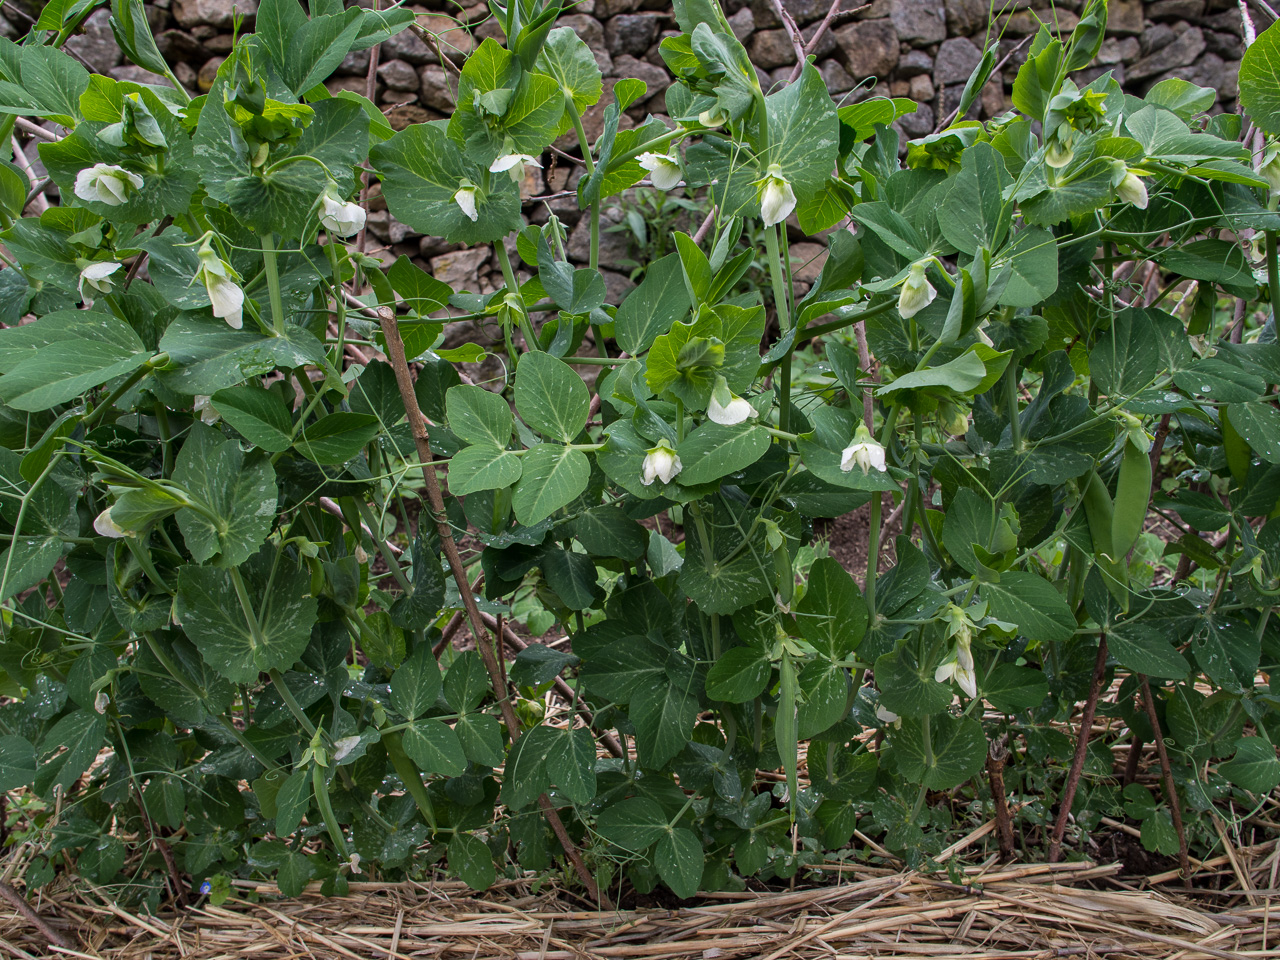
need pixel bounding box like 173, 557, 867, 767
1048, 636, 1108, 862
987, 736, 1015, 862
1139, 676, 1192, 885
355, 0, 383, 255
1123, 734, 1144, 786
0, 880, 76, 952
479, 610, 626, 760
692, 205, 718, 245
769, 0, 808, 77
786, 2, 870, 83
376, 304, 605, 905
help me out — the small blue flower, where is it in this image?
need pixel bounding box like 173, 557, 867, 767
199, 881, 212, 895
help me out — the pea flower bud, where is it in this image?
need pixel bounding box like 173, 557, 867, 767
840, 423, 887, 475
454, 182, 479, 222
74, 163, 143, 206
195, 237, 244, 329
638, 152, 682, 190
93, 506, 128, 538
1045, 135, 1074, 169
94, 690, 110, 714
78, 260, 122, 306
707, 375, 757, 425
758, 163, 796, 227
697, 107, 728, 129
1116, 170, 1149, 209
490, 152, 541, 183
641, 438, 682, 485
897, 261, 937, 319
319, 184, 367, 237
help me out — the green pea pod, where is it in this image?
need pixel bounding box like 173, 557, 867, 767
1110, 438, 1152, 559
1221, 406, 1251, 487
774, 544, 794, 607
1082, 469, 1129, 611
1081, 469, 1115, 561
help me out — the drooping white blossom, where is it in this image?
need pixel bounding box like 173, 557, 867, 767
490, 153, 541, 183
758, 163, 796, 227
78, 260, 123, 306
840, 423, 887, 475
641, 439, 682, 485
638, 152, 682, 190
319, 185, 367, 237
897, 261, 937, 319
454, 184, 479, 222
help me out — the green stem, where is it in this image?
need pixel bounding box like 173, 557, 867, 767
764, 225, 793, 432
267, 667, 321, 740
495, 242, 539, 352
1266, 231, 1279, 323
383, 731, 438, 831
84, 362, 157, 430
865, 406, 901, 619
1006, 360, 1022, 452
261, 233, 286, 337
312, 763, 351, 856
356, 500, 412, 594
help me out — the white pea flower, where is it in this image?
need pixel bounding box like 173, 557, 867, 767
897, 260, 937, 319
193, 395, 221, 425
840, 423, 887, 475
94, 690, 110, 714
93, 507, 128, 538
78, 260, 123, 306
319, 185, 367, 237
1261, 146, 1280, 195
1116, 170, 1149, 209
707, 376, 757, 426
875, 703, 900, 726
74, 163, 143, 206
454, 183, 479, 222
935, 657, 978, 698
638, 152, 682, 190
195, 237, 244, 329
489, 152, 540, 183
641, 438, 682, 486
758, 163, 796, 227
343, 852, 363, 875
332, 735, 362, 763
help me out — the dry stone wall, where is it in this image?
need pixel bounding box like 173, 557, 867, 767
6, 0, 1254, 301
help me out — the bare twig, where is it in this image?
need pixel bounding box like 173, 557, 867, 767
1049, 636, 1108, 862
478, 610, 625, 760
692, 205, 718, 245
355, 0, 382, 255
786, 2, 870, 83
10, 136, 48, 215
1140, 676, 1192, 885
14, 118, 60, 142
987, 736, 1016, 862
769, 0, 808, 74
0, 880, 75, 951
375, 303, 605, 905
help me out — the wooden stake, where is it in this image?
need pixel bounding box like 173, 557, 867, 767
1139, 675, 1192, 885
1049, 636, 1108, 862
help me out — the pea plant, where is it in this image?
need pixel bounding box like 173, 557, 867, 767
1, 0, 1280, 908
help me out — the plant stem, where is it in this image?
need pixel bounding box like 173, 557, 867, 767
495, 242, 539, 353
865, 406, 900, 618
1139, 676, 1191, 886
1048, 635, 1108, 861
986, 737, 1016, 862
764, 225, 793, 432
84, 363, 156, 430
1006, 360, 1022, 452
1266, 231, 1279, 321
261, 232, 286, 337
375, 304, 606, 905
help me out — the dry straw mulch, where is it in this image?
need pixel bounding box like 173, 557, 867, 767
3, 857, 1280, 960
